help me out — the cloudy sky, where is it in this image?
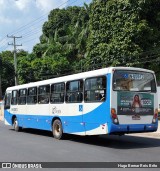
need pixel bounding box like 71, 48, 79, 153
0, 0, 92, 53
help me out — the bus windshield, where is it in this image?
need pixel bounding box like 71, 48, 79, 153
113, 70, 156, 92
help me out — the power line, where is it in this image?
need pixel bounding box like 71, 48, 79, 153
22, 29, 42, 39
3, 0, 72, 37
21, 0, 89, 46
0, 0, 80, 52
0, 0, 70, 46
3, 0, 70, 38
22, 36, 40, 44
0, 0, 91, 52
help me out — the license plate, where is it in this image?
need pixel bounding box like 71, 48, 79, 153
132, 115, 141, 120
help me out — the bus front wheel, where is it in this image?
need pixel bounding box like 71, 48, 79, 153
13, 118, 21, 132
52, 119, 63, 140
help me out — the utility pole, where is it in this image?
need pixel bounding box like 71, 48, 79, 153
7, 35, 22, 86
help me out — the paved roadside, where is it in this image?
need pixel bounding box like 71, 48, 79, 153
128, 121, 160, 139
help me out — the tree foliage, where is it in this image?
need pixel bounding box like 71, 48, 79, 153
0, 51, 14, 96
86, 0, 160, 72
1, 0, 160, 96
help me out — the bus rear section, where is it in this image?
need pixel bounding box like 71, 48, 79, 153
109, 69, 158, 134
157, 86, 160, 115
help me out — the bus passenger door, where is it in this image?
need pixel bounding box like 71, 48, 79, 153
4, 91, 12, 125
63, 79, 86, 135
83, 75, 108, 135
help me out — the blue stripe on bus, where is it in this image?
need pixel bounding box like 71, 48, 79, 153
5, 108, 158, 134
4, 101, 110, 133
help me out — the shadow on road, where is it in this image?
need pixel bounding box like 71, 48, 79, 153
9, 128, 53, 138
9, 127, 160, 149
68, 134, 160, 149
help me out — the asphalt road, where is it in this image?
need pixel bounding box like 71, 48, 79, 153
0, 121, 160, 170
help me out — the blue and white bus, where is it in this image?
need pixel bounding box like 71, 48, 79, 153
4, 67, 159, 139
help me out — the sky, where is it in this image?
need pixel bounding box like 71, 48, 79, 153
0, 0, 92, 53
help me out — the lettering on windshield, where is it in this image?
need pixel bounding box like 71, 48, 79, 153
128, 74, 144, 80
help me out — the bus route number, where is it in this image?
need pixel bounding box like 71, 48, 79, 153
129, 74, 144, 80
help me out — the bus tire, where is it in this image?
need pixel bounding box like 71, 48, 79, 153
13, 118, 21, 132
52, 119, 63, 140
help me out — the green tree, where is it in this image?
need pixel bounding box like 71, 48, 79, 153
17, 53, 36, 84
0, 51, 14, 95
41, 6, 90, 73
3, 0, 160, 87
86, 0, 160, 77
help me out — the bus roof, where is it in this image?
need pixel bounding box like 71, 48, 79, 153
6, 66, 155, 91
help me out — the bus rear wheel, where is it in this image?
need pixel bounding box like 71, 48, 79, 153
52, 119, 63, 140
13, 118, 21, 132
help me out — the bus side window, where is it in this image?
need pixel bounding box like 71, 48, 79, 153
38, 85, 50, 104
18, 89, 27, 105
4, 92, 11, 109
66, 80, 83, 103
51, 83, 65, 103
11, 90, 18, 105
84, 76, 106, 102
27, 87, 37, 104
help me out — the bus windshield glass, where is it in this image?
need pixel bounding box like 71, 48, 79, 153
113, 70, 156, 92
